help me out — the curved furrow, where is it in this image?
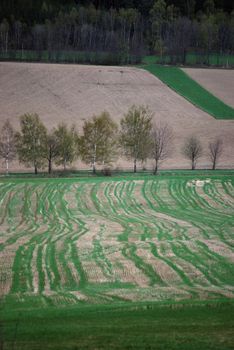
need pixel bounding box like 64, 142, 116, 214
0, 176, 233, 304
203, 181, 234, 211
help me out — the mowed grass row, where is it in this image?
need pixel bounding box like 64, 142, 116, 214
142, 64, 234, 119
143, 54, 234, 67
0, 175, 233, 307
1, 301, 234, 350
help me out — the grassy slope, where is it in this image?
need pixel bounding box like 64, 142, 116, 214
142, 64, 234, 120
2, 301, 234, 350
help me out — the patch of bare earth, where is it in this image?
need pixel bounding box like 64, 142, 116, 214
183, 68, 234, 108
0, 62, 233, 171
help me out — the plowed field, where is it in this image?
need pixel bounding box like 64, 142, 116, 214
0, 62, 233, 170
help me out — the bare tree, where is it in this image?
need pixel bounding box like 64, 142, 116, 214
0, 120, 16, 174
182, 136, 203, 170
209, 138, 223, 170
151, 122, 173, 174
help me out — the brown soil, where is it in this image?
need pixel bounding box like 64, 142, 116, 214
0, 62, 233, 171
183, 68, 234, 108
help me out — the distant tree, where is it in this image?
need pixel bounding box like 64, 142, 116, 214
80, 112, 118, 174
151, 122, 173, 174
208, 138, 223, 170
54, 123, 78, 171
0, 120, 16, 175
0, 18, 9, 53
120, 105, 152, 173
182, 136, 203, 170
15, 113, 47, 174
150, 0, 166, 59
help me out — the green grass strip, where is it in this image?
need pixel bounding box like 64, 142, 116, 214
142, 64, 234, 120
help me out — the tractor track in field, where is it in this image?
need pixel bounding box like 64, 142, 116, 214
0, 176, 234, 305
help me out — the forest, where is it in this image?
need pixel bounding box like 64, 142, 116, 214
0, 0, 233, 65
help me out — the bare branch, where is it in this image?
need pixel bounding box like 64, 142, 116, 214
151, 122, 173, 174
208, 138, 223, 170
182, 136, 203, 170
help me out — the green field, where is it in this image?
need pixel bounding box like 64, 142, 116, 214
142, 64, 234, 120
0, 174, 234, 348
0, 50, 141, 65
143, 54, 234, 67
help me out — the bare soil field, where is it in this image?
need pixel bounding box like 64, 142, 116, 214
183, 68, 234, 108
0, 62, 233, 171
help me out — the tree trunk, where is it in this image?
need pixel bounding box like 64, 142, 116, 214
5, 158, 9, 175
92, 162, 96, 174
63, 160, 66, 171
192, 159, 195, 170
154, 160, 158, 175
48, 159, 52, 174
34, 164, 38, 175
212, 157, 216, 170
134, 159, 137, 173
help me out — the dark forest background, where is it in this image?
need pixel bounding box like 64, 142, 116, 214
0, 0, 233, 65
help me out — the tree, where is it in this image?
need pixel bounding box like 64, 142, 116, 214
15, 113, 47, 174
182, 136, 203, 170
0, 120, 16, 174
0, 18, 9, 53
44, 131, 60, 174
150, 0, 166, 59
209, 138, 223, 170
54, 123, 78, 171
151, 122, 173, 174
120, 105, 152, 173
80, 112, 118, 174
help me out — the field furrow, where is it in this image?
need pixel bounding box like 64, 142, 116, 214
0, 175, 233, 305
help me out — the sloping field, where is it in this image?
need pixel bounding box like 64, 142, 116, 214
183, 68, 234, 108
0, 62, 234, 171
1, 175, 234, 349
143, 64, 234, 119
1, 176, 233, 305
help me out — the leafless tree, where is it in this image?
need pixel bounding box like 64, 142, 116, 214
0, 120, 16, 174
151, 122, 173, 174
182, 136, 203, 170
209, 138, 223, 170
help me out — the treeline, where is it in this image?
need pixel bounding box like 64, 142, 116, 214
0, 106, 224, 175
0, 0, 233, 65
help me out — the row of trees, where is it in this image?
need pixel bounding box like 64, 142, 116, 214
1, 0, 233, 23
0, 0, 233, 65
0, 106, 224, 175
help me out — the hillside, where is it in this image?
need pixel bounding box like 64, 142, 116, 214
183, 68, 234, 108
0, 62, 234, 171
